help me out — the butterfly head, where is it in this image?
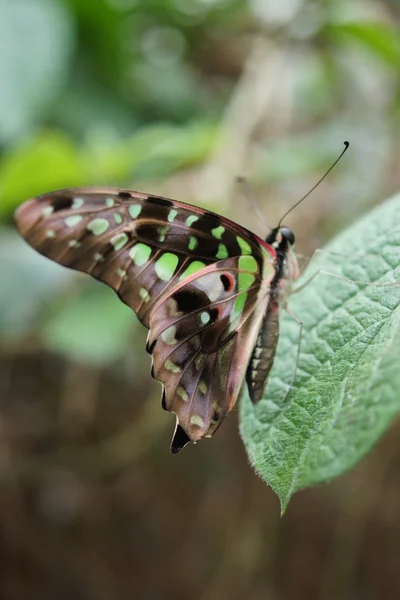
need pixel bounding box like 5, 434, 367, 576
265, 225, 295, 250
265, 225, 300, 286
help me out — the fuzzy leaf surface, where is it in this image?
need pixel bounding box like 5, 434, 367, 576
240, 195, 400, 511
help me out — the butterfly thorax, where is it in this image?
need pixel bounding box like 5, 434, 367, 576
245, 226, 299, 403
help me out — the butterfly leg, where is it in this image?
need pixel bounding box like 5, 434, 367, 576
296, 248, 346, 271
281, 307, 303, 402
284, 267, 399, 397
292, 269, 400, 295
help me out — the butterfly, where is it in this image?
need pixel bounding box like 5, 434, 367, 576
14, 187, 300, 453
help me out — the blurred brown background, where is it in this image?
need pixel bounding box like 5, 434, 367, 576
1, 0, 400, 598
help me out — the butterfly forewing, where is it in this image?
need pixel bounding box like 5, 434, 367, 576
15, 188, 269, 327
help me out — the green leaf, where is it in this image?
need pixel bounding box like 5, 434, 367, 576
0, 131, 85, 216
240, 194, 400, 512
0, 228, 74, 336
127, 121, 217, 179
82, 121, 217, 182
0, 121, 217, 218
42, 284, 139, 366
0, 0, 74, 143
328, 22, 400, 66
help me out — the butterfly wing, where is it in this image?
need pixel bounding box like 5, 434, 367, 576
14, 188, 271, 327
147, 255, 274, 452
14, 187, 277, 451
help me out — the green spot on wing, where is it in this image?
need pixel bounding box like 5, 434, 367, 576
157, 226, 169, 242
188, 236, 198, 251
42, 206, 54, 217
155, 253, 179, 281
237, 236, 252, 255
179, 261, 206, 280
238, 272, 255, 292
239, 255, 258, 273
198, 381, 208, 395
87, 218, 109, 235
190, 415, 205, 428
65, 215, 83, 228
165, 358, 181, 373
211, 225, 225, 240
114, 213, 123, 224
177, 386, 189, 402
139, 288, 151, 303
194, 353, 205, 371
106, 197, 115, 207
199, 311, 211, 325
186, 215, 199, 227
161, 325, 177, 345
129, 243, 151, 266
110, 232, 129, 250
233, 291, 247, 318
168, 209, 178, 222
216, 243, 228, 259
129, 204, 142, 219
72, 198, 84, 209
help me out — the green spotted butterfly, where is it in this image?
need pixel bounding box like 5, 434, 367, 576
14, 187, 300, 453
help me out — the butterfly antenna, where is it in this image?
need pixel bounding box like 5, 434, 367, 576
236, 176, 272, 230
277, 141, 350, 227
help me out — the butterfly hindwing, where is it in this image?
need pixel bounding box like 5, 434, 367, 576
147, 256, 272, 448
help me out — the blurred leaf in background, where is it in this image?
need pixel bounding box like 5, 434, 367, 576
0, 0, 74, 144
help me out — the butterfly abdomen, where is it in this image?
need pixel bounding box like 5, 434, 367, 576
245, 302, 280, 403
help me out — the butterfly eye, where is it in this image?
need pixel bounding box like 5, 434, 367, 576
280, 226, 295, 246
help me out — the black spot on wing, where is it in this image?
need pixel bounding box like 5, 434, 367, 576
194, 211, 248, 257
171, 424, 191, 454
161, 388, 167, 410
137, 201, 173, 229
51, 196, 74, 211
195, 211, 219, 235
118, 191, 132, 198
146, 196, 173, 207
208, 307, 219, 323
146, 338, 156, 354
174, 289, 208, 312
220, 273, 234, 292
136, 223, 162, 244
212, 409, 220, 423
